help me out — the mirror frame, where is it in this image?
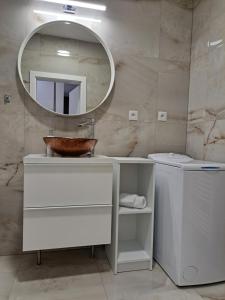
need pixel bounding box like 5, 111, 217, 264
18, 20, 115, 117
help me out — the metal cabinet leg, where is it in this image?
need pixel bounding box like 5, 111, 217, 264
91, 246, 95, 258
37, 250, 41, 265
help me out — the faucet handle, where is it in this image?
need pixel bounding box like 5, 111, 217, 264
48, 129, 54, 136
90, 118, 95, 124
76, 118, 95, 127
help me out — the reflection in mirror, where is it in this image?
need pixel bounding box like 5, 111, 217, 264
30, 71, 86, 114
19, 21, 114, 116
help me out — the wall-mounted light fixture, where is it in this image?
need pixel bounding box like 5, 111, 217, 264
33, 9, 102, 22
57, 50, 71, 56
63, 5, 76, 14
208, 39, 223, 47
39, 0, 106, 11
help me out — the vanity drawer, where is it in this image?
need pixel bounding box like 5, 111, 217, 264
23, 205, 112, 251
24, 163, 112, 207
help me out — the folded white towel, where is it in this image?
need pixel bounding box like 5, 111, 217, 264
119, 193, 147, 209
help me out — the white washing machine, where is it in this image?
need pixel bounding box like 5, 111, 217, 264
148, 153, 225, 286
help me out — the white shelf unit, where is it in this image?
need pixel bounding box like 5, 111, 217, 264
106, 157, 155, 274
119, 207, 152, 215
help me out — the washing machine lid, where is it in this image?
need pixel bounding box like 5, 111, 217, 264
148, 153, 225, 170
149, 153, 193, 164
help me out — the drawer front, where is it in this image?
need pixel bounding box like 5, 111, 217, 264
24, 164, 112, 207
23, 205, 112, 251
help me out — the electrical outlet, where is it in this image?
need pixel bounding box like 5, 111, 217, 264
4, 95, 12, 104
158, 111, 167, 122
129, 110, 138, 121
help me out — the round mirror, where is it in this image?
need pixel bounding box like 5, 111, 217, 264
18, 21, 115, 116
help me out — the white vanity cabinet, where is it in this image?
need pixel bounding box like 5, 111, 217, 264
23, 155, 113, 251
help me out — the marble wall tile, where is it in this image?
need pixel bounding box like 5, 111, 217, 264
209, 0, 225, 20
166, 0, 195, 10
188, 55, 208, 112
186, 119, 205, 159
0, 37, 25, 114
95, 120, 155, 157
95, 54, 158, 123
203, 119, 225, 162
0, 0, 191, 255
155, 120, 187, 153
24, 113, 56, 155
92, 0, 161, 58
193, 0, 202, 8
0, 187, 23, 255
191, 31, 209, 64
192, 0, 210, 38
190, 1, 210, 65
158, 67, 190, 120
0, 1, 28, 41
0, 49, 24, 258
160, 0, 192, 63
187, 0, 225, 162
207, 67, 225, 112
0, 161, 23, 192
0, 112, 24, 164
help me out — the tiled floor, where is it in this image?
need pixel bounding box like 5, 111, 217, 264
0, 247, 224, 300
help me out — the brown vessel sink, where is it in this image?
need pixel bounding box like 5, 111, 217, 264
43, 137, 98, 157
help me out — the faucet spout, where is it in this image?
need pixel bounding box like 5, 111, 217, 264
76, 118, 95, 139
75, 118, 96, 156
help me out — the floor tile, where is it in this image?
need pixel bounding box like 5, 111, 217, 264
0, 272, 15, 298
9, 249, 107, 300
0, 255, 22, 274
141, 290, 203, 300
192, 282, 225, 300
100, 262, 176, 300
0, 248, 223, 300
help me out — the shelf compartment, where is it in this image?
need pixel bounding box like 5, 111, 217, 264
119, 206, 152, 215
117, 239, 151, 272
117, 213, 152, 272
119, 163, 154, 210
118, 239, 150, 263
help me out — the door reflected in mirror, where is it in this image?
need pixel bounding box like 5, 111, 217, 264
36, 80, 82, 115
18, 21, 115, 116
31, 71, 86, 115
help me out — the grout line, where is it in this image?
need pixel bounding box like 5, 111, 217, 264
95, 248, 110, 300
185, 0, 195, 154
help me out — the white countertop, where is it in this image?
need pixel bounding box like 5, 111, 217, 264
23, 154, 113, 164
112, 157, 154, 164
24, 154, 154, 165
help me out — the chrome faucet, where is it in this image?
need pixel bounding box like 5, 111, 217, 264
46, 129, 55, 156
76, 118, 96, 156
76, 118, 95, 139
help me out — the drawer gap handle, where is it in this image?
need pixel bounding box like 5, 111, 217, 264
24, 204, 112, 210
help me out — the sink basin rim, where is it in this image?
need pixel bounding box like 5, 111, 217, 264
43, 136, 98, 157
